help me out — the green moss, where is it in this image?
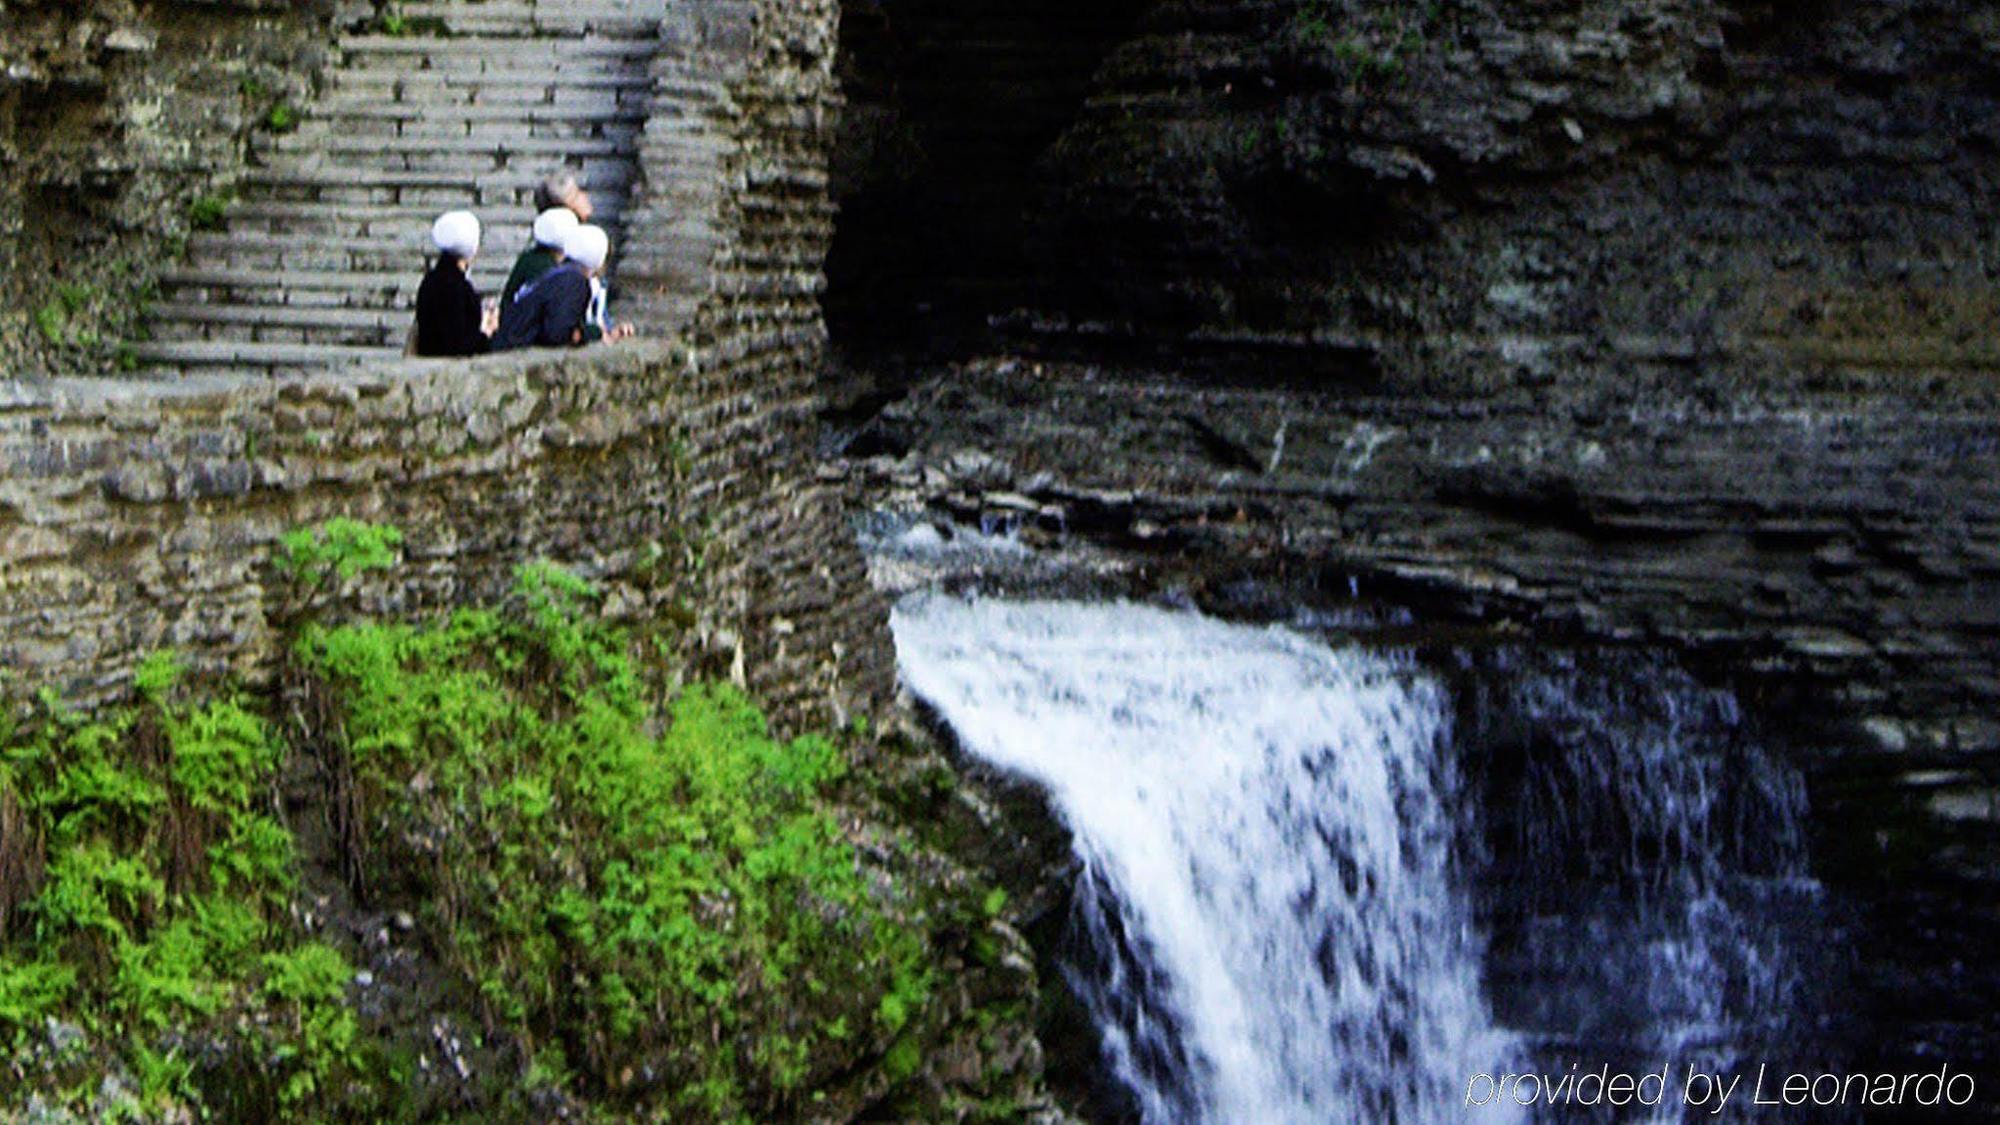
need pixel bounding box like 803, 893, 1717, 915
1284, 0, 1460, 84
188, 193, 232, 232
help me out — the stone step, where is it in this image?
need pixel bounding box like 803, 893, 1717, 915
340, 34, 652, 57
218, 200, 626, 238
151, 303, 408, 331
390, 0, 668, 17
327, 68, 654, 91
379, 7, 663, 39
406, 17, 658, 39
331, 44, 652, 69
304, 102, 646, 129
237, 168, 636, 209
158, 268, 511, 307
248, 149, 640, 181
314, 88, 640, 114
133, 340, 396, 371
148, 303, 411, 347
185, 230, 538, 272
260, 133, 630, 160
324, 74, 655, 108
249, 156, 643, 186
333, 61, 655, 87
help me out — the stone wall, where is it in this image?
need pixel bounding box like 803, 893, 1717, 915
0, 0, 892, 731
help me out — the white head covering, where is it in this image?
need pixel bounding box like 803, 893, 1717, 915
431, 210, 481, 259
564, 224, 609, 272
532, 207, 580, 250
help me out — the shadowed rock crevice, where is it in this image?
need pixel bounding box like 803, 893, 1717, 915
825, 0, 1151, 361
829, 0, 2000, 396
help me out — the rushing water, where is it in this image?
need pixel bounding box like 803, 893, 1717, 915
894, 596, 1518, 1123
892, 594, 1833, 1124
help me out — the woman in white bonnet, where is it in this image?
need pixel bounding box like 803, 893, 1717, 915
503, 207, 579, 309
415, 210, 500, 357
494, 223, 631, 349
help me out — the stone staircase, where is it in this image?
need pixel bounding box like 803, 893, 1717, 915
135, 0, 665, 378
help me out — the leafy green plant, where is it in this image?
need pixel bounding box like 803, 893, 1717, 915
263, 102, 299, 133
34, 302, 65, 345
278, 519, 404, 586
0, 654, 377, 1116
188, 193, 231, 232
275, 519, 404, 621
34, 282, 101, 347
293, 561, 936, 1116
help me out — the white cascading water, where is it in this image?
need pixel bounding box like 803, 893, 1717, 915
892, 595, 1520, 1124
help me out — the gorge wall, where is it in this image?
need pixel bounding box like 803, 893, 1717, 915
1, 0, 893, 731
829, 0, 2000, 1073
830, 0, 2000, 754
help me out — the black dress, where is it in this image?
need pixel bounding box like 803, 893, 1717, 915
414, 255, 492, 357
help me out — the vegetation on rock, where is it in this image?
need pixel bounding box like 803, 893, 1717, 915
0, 655, 377, 1119
0, 521, 1029, 1121
290, 559, 936, 1118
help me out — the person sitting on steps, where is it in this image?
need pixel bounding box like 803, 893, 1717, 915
413, 210, 499, 357
503, 207, 579, 309
584, 255, 635, 343
493, 224, 631, 349
534, 169, 593, 223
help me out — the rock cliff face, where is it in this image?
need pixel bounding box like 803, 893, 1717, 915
829, 0, 2000, 776
829, 0, 2000, 1081
0, 0, 333, 373
834, 0, 2000, 382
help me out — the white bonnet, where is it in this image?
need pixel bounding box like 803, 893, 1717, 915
532, 207, 579, 249
431, 210, 481, 259
564, 224, 609, 272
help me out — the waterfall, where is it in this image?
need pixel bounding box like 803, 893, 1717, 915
892, 595, 1518, 1124
1453, 650, 1831, 1092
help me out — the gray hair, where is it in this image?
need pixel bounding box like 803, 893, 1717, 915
533, 170, 583, 213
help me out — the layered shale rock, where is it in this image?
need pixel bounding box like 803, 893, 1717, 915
827, 1, 2000, 1079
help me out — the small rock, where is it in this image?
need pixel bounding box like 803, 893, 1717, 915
1861, 717, 1909, 753
102, 28, 156, 52
45, 1017, 85, 1053
392, 910, 416, 932
354, 970, 375, 988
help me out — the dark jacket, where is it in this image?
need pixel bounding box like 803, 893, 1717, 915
502, 245, 560, 309
414, 256, 491, 357
493, 262, 591, 350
